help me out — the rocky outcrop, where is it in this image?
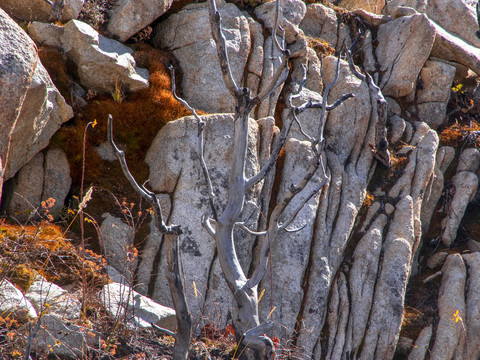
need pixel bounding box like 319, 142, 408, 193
143, 113, 263, 319
415, 60, 456, 129
108, 0, 173, 42
2, 0, 480, 359
61, 19, 149, 93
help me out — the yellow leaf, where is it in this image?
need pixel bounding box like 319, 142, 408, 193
193, 281, 198, 299
267, 306, 276, 319
257, 288, 265, 304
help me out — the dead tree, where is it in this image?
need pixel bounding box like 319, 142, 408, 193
159, 0, 354, 357
107, 115, 192, 360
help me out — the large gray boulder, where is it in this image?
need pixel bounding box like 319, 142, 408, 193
430, 254, 466, 359
375, 13, 435, 98
100, 214, 136, 281
154, 0, 255, 114
108, 0, 173, 42
441, 171, 478, 246
462, 253, 480, 360
144, 113, 263, 320
300, 3, 351, 49
30, 314, 101, 358
6, 153, 44, 220
426, 0, 480, 48
61, 19, 149, 93
0, 8, 38, 201
5, 60, 73, 179
28, 22, 64, 48
430, 19, 480, 77
25, 277, 81, 320
6, 148, 72, 220
42, 148, 72, 217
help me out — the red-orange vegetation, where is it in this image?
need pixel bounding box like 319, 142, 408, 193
51, 44, 199, 189
0, 222, 108, 289
438, 121, 480, 147
38, 45, 73, 102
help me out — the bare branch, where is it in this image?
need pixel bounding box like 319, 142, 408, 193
202, 215, 216, 238
235, 222, 267, 236
240, 321, 275, 360
246, 110, 295, 189
108, 114, 192, 360
108, 115, 177, 234
207, 0, 238, 95
292, 110, 315, 143
247, 53, 347, 289
284, 223, 308, 233
254, 48, 290, 105
170, 67, 218, 219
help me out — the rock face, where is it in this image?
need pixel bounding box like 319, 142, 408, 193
61, 19, 149, 93
3, 0, 480, 359
5, 148, 71, 220
42, 148, 72, 216
100, 214, 136, 281
25, 277, 81, 320
300, 3, 350, 49
108, 0, 174, 42
28, 22, 64, 48
31, 314, 101, 358
6, 153, 45, 220
426, 0, 480, 48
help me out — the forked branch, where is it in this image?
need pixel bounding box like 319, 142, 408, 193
107, 115, 192, 360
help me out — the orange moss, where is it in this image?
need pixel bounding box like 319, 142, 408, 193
438, 121, 480, 147
306, 36, 335, 58
51, 44, 197, 187
38, 46, 73, 103
0, 223, 71, 252
0, 222, 108, 287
